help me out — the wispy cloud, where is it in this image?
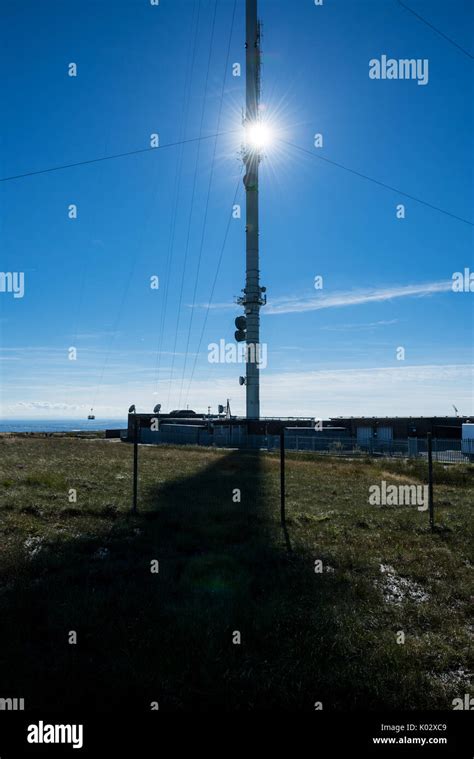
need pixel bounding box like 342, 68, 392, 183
257, 364, 474, 417
265, 281, 453, 315
188, 301, 236, 311
190, 281, 453, 316
74, 331, 122, 340
16, 401, 84, 411
3, 364, 472, 419
320, 319, 399, 331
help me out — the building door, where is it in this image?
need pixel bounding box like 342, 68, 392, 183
357, 426, 373, 447
377, 426, 393, 442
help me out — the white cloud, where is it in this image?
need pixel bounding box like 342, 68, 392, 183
17, 401, 84, 411
190, 280, 453, 316
3, 363, 472, 419
189, 301, 235, 311
265, 281, 453, 315
320, 319, 399, 331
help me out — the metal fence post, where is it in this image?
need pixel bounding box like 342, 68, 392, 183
427, 433, 434, 530
132, 415, 138, 513
280, 428, 286, 526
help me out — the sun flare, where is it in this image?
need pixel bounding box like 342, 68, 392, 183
245, 121, 273, 151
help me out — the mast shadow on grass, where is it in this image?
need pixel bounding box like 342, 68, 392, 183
0, 448, 431, 711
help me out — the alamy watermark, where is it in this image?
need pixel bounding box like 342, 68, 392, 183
0, 697, 24, 710
452, 268, 474, 292
27, 721, 83, 749
452, 694, 473, 710
369, 480, 428, 511
369, 55, 429, 86
208, 339, 268, 369
0, 271, 24, 298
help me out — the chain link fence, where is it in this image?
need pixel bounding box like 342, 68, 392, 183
247, 435, 468, 462
137, 424, 470, 463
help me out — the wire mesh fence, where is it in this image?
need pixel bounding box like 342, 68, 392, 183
252, 435, 469, 462
137, 424, 471, 463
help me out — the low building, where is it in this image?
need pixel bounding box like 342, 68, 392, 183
330, 416, 469, 442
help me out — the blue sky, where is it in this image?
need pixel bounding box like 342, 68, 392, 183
0, 0, 473, 419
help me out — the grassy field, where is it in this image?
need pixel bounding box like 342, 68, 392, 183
0, 435, 472, 712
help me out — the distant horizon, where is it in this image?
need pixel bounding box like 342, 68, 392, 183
1, 411, 472, 421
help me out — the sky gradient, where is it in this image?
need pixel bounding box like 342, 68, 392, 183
1, 0, 473, 419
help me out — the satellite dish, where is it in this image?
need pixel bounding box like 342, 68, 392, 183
128, 404, 136, 413
153, 404, 161, 413
235, 315, 247, 330
235, 316, 247, 342
239, 376, 246, 386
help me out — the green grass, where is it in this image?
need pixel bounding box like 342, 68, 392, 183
0, 436, 472, 711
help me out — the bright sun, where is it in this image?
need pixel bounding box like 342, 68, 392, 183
246, 121, 273, 150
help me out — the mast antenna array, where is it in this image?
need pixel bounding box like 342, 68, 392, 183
236, 0, 266, 420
